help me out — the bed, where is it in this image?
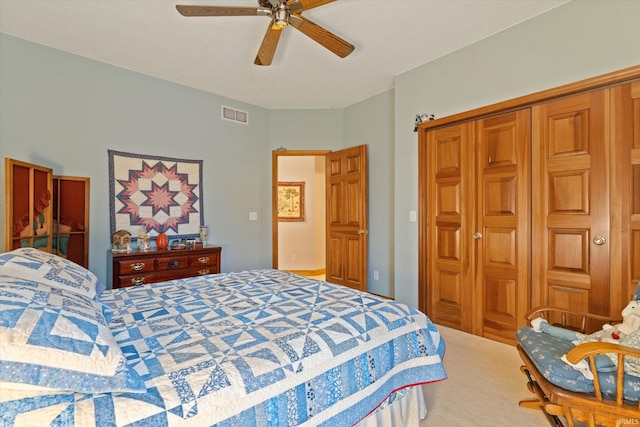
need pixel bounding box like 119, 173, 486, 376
0, 248, 447, 426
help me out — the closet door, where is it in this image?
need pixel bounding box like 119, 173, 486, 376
532, 89, 610, 317
475, 110, 531, 343
424, 122, 475, 332
612, 81, 640, 305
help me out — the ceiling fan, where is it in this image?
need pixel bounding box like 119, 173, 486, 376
176, 0, 355, 66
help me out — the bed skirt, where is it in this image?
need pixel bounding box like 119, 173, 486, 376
356, 385, 427, 427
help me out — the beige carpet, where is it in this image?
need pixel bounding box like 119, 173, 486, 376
420, 325, 549, 426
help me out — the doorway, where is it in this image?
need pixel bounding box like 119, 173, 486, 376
272, 146, 369, 291
272, 150, 329, 277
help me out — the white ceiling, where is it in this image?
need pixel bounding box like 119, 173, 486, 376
0, 0, 568, 110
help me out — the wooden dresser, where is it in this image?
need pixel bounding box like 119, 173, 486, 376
108, 246, 221, 289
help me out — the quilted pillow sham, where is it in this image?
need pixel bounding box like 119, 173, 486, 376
0, 275, 145, 393
0, 247, 105, 299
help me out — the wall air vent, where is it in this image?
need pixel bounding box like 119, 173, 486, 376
222, 106, 249, 125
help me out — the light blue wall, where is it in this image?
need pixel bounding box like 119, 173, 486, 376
392, 0, 640, 305
1, 0, 639, 308
0, 34, 276, 285
343, 90, 395, 296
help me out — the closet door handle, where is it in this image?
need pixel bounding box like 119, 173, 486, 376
472, 232, 483, 240
593, 236, 606, 246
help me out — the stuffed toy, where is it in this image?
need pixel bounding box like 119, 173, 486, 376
531, 284, 640, 379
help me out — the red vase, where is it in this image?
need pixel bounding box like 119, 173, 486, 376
156, 233, 168, 250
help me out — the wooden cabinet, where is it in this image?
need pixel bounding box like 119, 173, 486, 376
4, 159, 90, 268
108, 246, 222, 289
419, 67, 640, 344
5, 158, 53, 252
53, 176, 89, 267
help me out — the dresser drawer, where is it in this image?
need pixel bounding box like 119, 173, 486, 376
155, 255, 189, 271
189, 266, 216, 276
189, 253, 218, 268
118, 259, 155, 275
117, 273, 158, 288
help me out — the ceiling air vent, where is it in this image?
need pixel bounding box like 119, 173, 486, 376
222, 106, 248, 125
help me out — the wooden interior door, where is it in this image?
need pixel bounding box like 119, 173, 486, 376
424, 123, 474, 332
326, 145, 368, 291
475, 110, 531, 343
532, 89, 610, 319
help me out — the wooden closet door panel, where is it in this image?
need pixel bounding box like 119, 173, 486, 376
532, 89, 610, 317
426, 123, 474, 331
476, 109, 531, 343
611, 81, 640, 307
631, 83, 640, 290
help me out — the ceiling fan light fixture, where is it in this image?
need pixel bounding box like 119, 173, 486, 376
272, 4, 289, 29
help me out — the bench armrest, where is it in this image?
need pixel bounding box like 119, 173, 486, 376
525, 306, 620, 334
566, 341, 640, 364
565, 341, 640, 406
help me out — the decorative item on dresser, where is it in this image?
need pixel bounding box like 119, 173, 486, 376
107, 246, 221, 289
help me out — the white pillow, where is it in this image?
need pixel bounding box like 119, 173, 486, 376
0, 275, 144, 393
0, 247, 105, 298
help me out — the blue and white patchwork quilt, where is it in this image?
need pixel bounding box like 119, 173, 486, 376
1, 269, 446, 426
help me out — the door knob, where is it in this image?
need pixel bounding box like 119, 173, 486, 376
472, 232, 483, 240
593, 236, 606, 246
357, 229, 368, 235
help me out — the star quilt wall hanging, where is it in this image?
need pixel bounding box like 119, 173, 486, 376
108, 150, 204, 240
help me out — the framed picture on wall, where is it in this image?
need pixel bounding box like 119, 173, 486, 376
277, 182, 305, 222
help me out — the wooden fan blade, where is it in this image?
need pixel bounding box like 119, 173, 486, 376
254, 23, 283, 66
288, 0, 336, 13
176, 5, 267, 17
290, 15, 354, 58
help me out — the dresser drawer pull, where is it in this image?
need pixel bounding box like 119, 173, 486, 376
131, 262, 146, 271
131, 277, 146, 286
166, 259, 181, 269
197, 256, 209, 264
198, 269, 210, 276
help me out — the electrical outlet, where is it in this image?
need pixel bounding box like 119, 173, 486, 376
291, 254, 296, 262
249, 212, 257, 221
373, 270, 379, 280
